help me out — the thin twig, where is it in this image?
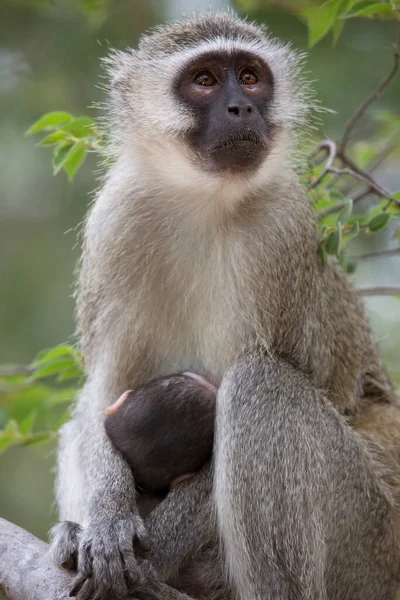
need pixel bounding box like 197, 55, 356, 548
309, 143, 400, 212
329, 167, 400, 208
351, 248, 400, 261
358, 286, 400, 296
351, 188, 373, 204
338, 28, 400, 154
0, 365, 33, 377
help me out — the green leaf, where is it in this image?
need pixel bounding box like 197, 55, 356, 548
318, 244, 328, 267
57, 367, 83, 382
32, 344, 78, 367
43, 387, 79, 406
345, 221, 360, 239
304, 0, 343, 47
0, 420, 20, 454
326, 227, 342, 255
2, 419, 19, 434
21, 433, 54, 447
337, 199, 353, 225
20, 412, 37, 435
343, 260, 357, 274
62, 140, 87, 181
26, 112, 72, 135
31, 358, 77, 381
53, 143, 74, 175
389, 191, 400, 214
332, 15, 345, 43
329, 188, 345, 202
343, 2, 397, 18
368, 212, 390, 231
62, 117, 95, 138
36, 130, 68, 147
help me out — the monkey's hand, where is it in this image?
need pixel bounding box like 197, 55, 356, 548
51, 513, 150, 600
71, 512, 150, 600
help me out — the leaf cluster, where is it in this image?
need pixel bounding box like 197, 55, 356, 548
26, 112, 100, 181
303, 0, 400, 47
0, 345, 83, 454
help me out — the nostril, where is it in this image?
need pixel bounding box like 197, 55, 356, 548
246, 105, 252, 113
228, 105, 240, 116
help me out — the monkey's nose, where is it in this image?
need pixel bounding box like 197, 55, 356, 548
227, 104, 253, 117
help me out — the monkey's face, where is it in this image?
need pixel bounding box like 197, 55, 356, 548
175, 51, 273, 173
106, 13, 312, 205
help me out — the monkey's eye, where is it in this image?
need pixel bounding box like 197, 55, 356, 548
194, 71, 216, 86
239, 70, 257, 85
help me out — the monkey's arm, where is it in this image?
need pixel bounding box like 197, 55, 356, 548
144, 465, 214, 581
52, 375, 151, 600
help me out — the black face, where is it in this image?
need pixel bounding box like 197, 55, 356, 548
175, 50, 274, 173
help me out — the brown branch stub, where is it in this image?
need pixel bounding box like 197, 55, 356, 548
351, 248, 400, 262
308, 139, 337, 189
358, 287, 400, 297
0, 365, 33, 377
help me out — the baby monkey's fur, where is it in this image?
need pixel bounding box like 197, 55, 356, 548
51, 11, 400, 600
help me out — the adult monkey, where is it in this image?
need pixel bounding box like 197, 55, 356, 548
50, 10, 400, 600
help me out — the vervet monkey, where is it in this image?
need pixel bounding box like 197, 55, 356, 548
105, 373, 217, 494
50, 10, 400, 600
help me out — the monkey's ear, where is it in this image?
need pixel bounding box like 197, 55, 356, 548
101, 49, 138, 92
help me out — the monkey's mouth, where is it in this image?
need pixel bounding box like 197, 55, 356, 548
210, 131, 267, 171
214, 132, 264, 152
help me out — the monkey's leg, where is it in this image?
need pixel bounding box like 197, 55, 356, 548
214, 355, 399, 600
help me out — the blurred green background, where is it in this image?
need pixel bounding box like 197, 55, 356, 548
0, 0, 399, 550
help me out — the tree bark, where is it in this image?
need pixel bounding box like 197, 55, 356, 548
0, 518, 190, 600
0, 517, 75, 600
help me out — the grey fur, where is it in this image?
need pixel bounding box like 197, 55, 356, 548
51, 10, 400, 600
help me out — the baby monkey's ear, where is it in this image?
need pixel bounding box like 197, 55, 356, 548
105, 389, 133, 415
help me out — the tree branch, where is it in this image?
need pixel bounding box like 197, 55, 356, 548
358, 287, 400, 296
0, 365, 32, 377
0, 517, 74, 600
0, 519, 191, 600
310, 27, 400, 220
309, 140, 337, 189
351, 248, 400, 262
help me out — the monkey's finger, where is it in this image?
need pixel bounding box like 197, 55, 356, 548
138, 559, 158, 584
120, 546, 141, 590
60, 550, 78, 571
132, 519, 151, 554
74, 577, 96, 600
91, 587, 112, 600
77, 540, 93, 578
92, 552, 128, 600
69, 573, 88, 597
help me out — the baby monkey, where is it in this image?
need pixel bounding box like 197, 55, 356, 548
104, 373, 219, 497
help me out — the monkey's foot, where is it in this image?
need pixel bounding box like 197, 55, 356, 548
68, 513, 150, 600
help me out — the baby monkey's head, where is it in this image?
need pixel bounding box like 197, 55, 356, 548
105, 373, 219, 494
